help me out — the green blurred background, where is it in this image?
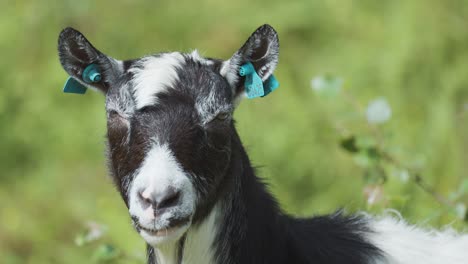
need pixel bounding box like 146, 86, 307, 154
1, 0, 467, 263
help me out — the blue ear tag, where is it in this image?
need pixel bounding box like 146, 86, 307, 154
262, 75, 279, 97
63, 77, 87, 94
63, 64, 102, 94
239, 62, 279, 99
239, 62, 265, 99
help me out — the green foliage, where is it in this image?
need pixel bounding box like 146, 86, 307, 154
321, 78, 467, 220
0, 0, 467, 263
92, 244, 119, 262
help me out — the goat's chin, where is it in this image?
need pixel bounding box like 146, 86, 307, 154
138, 221, 191, 246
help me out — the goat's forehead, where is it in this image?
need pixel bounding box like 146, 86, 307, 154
122, 51, 228, 110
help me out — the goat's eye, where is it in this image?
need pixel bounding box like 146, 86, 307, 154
215, 112, 230, 121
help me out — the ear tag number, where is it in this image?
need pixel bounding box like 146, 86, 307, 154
63, 64, 101, 94
239, 62, 279, 99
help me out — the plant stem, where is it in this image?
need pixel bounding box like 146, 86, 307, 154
379, 150, 455, 208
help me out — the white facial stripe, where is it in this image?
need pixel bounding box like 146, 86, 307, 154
129, 52, 185, 109
366, 213, 468, 263
128, 144, 196, 245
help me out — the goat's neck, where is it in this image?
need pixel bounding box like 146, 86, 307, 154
212, 131, 288, 264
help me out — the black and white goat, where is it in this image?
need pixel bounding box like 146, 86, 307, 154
57, 25, 468, 264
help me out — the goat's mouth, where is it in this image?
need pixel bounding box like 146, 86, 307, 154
134, 216, 191, 238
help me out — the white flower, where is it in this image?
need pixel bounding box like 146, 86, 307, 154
366, 98, 392, 124
311, 76, 326, 92
310, 75, 342, 95
399, 170, 410, 183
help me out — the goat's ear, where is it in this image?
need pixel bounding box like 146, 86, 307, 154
220, 24, 279, 99
58, 27, 121, 94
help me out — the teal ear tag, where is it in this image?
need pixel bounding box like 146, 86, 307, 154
239, 62, 265, 99
63, 64, 101, 94
63, 77, 87, 94
82, 64, 102, 83
262, 75, 279, 97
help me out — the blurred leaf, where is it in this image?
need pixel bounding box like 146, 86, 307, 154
347, 136, 381, 168
340, 136, 359, 153
366, 148, 381, 162
363, 166, 387, 184
310, 75, 343, 97
353, 149, 381, 168
355, 136, 378, 149
353, 152, 373, 168
92, 244, 120, 262
387, 194, 410, 208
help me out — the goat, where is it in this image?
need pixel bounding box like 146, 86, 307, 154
57, 24, 468, 264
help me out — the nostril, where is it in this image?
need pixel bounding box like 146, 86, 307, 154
137, 190, 153, 209
137, 187, 181, 214
155, 188, 181, 210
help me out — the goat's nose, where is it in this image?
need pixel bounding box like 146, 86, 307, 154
138, 187, 181, 215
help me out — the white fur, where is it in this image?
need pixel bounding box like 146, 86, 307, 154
220, 56, 246, 107
155, 242, 179, 264
220, 56, 241, 89
129, 53, 185, 109
367, 214, 468, 264
106, 83, 135, 118
191, 50, 232, 122
112, 58, 124, 73
195, 88, 232, 124
153, 204, 220, 264
190, 50, 214, 65
182, 204, 220, 264
128, 144, 196, 245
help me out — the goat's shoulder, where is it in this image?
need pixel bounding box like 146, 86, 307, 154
283, 212, 382, 264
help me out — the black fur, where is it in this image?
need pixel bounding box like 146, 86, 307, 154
210, 130, 382, 264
